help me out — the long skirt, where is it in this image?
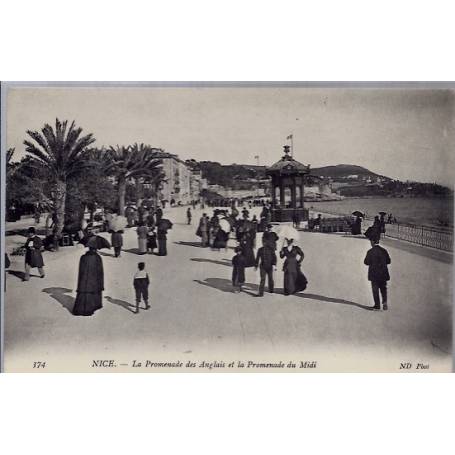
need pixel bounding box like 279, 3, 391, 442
213, 231, 228, 249
158, 238, 167, 256
72, 292, 102, 316
283, 271, 297, 295
242, 246, 256, 267
201, 231, 208, 247
138, 238, 147, 254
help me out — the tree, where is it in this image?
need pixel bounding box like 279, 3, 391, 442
6, 155, 51, 211
65, 149, 117, 231
24, 118, 95, 249
6, 148, 15, 174
104, 143, 164, 215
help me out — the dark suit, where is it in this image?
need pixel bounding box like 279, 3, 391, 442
232, 254, 246, 290
364, 245, 391, 307
255, 246, 277, 295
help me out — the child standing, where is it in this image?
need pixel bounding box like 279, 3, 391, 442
232, 246, 246, 293
133, 262, 150, 313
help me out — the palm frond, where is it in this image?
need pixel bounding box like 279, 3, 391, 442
25, 130, 51, 155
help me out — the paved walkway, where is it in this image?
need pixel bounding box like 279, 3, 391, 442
3, 206, 453, 372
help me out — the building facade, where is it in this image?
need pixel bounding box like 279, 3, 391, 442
152, 151, 206, 205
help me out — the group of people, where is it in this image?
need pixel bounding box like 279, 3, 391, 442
109, 205, 172, 257
9, 200, 392, 317
11, 203, 173, 317
197, 203, 391, 310
232, 235, 308, 297
195, 204, 309, 298
124, 204, 163, 229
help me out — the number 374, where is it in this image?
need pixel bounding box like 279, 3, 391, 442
33, 361, 46, 369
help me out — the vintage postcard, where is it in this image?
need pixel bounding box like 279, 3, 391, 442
1, 82, 453, 372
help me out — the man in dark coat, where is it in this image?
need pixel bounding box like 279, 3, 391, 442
255, 238, 277, 296
262, 225, 279, 250
232, 246, 246, 293
155, 206, 163, 223
364, 239, 391, 310
24, 227, 45, 281
72, 239, 104, 316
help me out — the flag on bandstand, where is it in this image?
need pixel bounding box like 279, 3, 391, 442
286, 134, 293, 140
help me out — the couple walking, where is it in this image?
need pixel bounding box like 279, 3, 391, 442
232, 235, 307, 297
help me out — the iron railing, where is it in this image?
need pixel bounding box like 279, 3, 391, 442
384, 222, 453, 251
309, 209, 453, 252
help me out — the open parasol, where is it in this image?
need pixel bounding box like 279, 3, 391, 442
80, 235, 111, 250
219, 218, 231, 233
274, 224, 300, 241
352, 211, 364, 218
158, 218, 173, 230
109, 215, 127, 232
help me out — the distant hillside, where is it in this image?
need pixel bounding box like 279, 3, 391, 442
190, 160, 385, 184
187, 159, 452, 196
310, 164, 382, 179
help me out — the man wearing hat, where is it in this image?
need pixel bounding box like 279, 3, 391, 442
364, 238, 391, 310
262, 224, 279, 251
255, 237, 277, 296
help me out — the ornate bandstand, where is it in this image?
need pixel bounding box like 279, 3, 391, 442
266, 145, 310, 222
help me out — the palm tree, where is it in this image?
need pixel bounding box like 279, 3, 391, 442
24, 118, 95, 249
6, 147, 15, 167
105, 143, 164, 215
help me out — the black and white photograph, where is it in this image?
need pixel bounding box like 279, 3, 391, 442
1, 83, 454, 372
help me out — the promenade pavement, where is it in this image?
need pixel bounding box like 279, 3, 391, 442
3, 206, 452, 372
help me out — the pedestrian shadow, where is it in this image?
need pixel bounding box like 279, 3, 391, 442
42, 287, 75, 313
296, 293, 372, 310
193, 278, 261, 294
6, 227, 48, 237
191, 258, 232, 267
175, 241, 205, 248
123, 248, 146, 255
193, 278, 369, 309
341, 234, 368, 240
105, 296, 136, 313
8, 270, 26, 281
99, 251, 116, 257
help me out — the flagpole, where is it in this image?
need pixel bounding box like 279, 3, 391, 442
291, 133, 294, 158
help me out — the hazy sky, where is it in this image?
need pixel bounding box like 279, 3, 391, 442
6, 86, 455, 187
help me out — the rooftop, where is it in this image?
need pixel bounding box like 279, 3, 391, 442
266, 145, 310, 175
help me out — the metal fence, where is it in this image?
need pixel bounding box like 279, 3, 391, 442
309, 209, 454, 252
384, 222, 453, 252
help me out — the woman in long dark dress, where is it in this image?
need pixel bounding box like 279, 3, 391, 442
279, 239, 306, 296
213, 227, 229, 250
157, 220, 172, 256
351, 216, 362, 235
24, 227, 45, 280
72, 239, 104, 316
